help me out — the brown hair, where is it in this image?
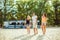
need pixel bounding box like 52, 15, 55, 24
44, 13, 47, 17
42, 12, 47, 17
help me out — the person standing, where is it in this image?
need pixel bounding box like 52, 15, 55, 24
32, 13, 38, 35
26, 15, 31, 34
41, 13, 47, 35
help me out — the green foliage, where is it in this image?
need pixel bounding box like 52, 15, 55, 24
3, 0, 60, 25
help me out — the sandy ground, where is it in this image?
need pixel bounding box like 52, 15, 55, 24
0, 27, 60, 40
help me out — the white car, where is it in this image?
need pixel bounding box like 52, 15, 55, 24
3, 20, 40, 29
3, 20, 25, 29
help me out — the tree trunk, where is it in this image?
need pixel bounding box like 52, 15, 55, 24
4, 0, 7, 21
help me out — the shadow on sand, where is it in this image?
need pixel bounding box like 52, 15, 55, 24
21, 34, 36, 40
12, 34, 36, 40
36, 35, 50, 40
12, 34, 28, 40
36, 35, 44, 40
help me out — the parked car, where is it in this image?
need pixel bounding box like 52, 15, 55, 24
3, 20, 25, 29
3, 20, 40, 29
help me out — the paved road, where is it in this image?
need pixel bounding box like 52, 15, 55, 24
0, 28, 60, 40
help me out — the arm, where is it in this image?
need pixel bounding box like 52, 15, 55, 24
36, 16, 38, 22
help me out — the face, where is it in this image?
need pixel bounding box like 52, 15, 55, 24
33, 13, 35, 16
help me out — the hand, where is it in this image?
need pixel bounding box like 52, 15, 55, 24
40, 25, 42, 28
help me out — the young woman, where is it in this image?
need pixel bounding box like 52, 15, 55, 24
26, 15, 31, 34
32, 13, 38, 35
41, 13, 47, 35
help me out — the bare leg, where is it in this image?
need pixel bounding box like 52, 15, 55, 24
42, 25, 46, 35
43, 25, 46, 35
34, 28, 38, 35
27, 26, 30, 34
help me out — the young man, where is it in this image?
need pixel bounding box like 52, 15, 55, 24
26, 15, 31, 34
32, 13, 38, 35
41, 13, 47, 35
